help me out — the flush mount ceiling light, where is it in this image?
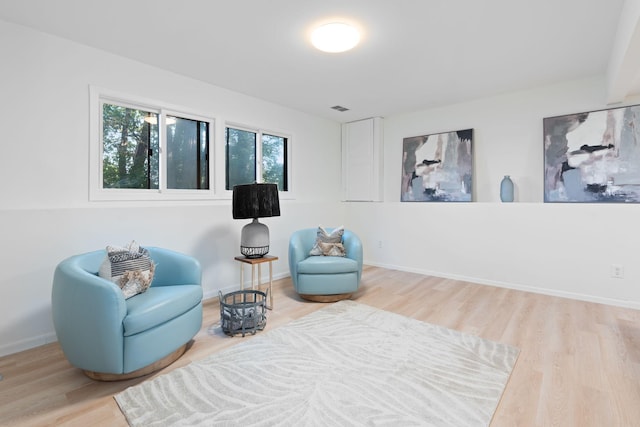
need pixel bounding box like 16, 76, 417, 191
311, 22, 360, 53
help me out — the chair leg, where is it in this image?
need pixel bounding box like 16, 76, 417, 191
83, 343, 188, 381
299, 293, 352, 303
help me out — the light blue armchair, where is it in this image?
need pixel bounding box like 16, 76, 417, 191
288, 228, 363, 302
51, 247, 202, 380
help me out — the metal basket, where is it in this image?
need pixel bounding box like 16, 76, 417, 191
219, 290, 267, 337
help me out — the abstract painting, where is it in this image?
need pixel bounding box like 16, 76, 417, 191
544, 104, 640, 203
401, 129, 473, 202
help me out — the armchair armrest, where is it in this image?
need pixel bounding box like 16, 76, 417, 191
289, 231, 308, 263
52, 251, 127, 373
342, 231, 363, 262
288, 232, 306, 288
343, 230, 363, 280
289, 229, 319, 287
147, 247, 201, 287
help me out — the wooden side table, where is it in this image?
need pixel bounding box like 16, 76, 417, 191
234, 255, 278, 310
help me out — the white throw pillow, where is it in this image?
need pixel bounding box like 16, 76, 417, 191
99, 241, 155, 299
309, 226, 346, 257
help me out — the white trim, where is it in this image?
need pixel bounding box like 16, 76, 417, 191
0, 332, 58, 358
364, 260, 640, 311
201, 271, 290, 301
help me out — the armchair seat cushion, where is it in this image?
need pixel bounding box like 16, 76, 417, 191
297, 256, 359, 275
124, 285, 202, 337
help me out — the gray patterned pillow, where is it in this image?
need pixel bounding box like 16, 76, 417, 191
309, 226, 346, 257
98, 241, 155, 299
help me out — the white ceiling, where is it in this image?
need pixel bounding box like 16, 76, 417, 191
0, 0, 635, 122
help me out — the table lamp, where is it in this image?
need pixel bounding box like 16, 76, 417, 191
232, 183, 280, 258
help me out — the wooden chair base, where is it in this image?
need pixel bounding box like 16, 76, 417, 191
83, 343, 188, 381
299, 293, 353, 303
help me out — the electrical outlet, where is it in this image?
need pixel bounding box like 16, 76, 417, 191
378, 240, 383, 249
611, 264, 624, 279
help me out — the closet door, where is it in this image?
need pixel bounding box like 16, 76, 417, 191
341, 117, 383, 201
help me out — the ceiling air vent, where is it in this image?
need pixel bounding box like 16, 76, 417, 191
331, 105, 349, 112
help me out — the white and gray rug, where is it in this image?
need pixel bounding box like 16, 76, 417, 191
115, 300, 519, 426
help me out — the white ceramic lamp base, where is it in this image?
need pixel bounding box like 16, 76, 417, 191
240, 218, 270, 258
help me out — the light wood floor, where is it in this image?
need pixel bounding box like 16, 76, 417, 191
2, 265, 640, 426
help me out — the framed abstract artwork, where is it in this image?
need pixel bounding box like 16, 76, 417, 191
401, 129, 473, 202
544, 104, 640, 203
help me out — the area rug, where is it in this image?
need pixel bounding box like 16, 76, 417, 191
115, 300, 519, 426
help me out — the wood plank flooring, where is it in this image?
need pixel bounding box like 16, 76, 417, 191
2, 265, 640, 426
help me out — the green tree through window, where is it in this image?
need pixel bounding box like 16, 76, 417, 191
102, 104, 159, 189
225, 127, 288, 191
167, 116, 209, 190
101, 102, 210, 191
262, 133, 287, 191
225, 127, 256, 189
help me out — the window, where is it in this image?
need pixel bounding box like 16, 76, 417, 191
101, 104, 160, 190
225, 126, 289, 191
90, 87, 214, 201
166, 115, 210, 190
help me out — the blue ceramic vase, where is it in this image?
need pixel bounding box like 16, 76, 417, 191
500, 175, 514, 202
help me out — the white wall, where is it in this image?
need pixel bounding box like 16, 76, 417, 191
0, 20, 346, 356
350, 77, 640, 309
4, 18, 640, 358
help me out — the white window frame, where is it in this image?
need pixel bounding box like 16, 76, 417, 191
89, 86, 216, 201
224, 122, 292, 195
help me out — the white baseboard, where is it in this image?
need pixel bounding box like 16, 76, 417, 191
203, 271, 290, 301
364, 260, 640, 311
0, 273, 291, 358
11, 265, 632, 359
0, 332, 58, 358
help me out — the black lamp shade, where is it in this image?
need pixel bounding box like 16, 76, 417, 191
232, 183, 281, 219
